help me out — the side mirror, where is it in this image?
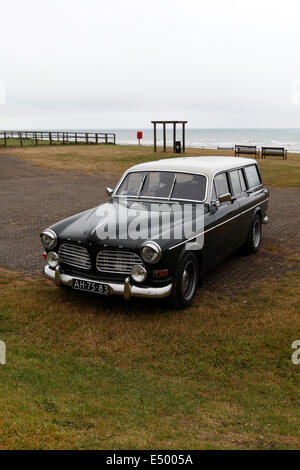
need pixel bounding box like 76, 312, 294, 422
218, 192, 232, 203
106, 187, 114, 197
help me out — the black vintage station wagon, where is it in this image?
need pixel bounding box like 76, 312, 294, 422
41, 157, 269, 308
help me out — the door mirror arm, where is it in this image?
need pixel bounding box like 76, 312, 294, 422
209, 201, 220, 213
106, 187, 114, 198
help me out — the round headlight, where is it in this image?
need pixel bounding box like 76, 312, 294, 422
41, 229, 57, 250
140, 241, 162, 264
131, 265, 147, 283
47, 251, 59, 268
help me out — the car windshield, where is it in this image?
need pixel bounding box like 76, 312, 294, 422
116, 171, 207, 202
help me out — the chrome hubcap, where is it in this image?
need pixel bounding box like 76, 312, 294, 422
253, 219, 261, 248
182, 269, 189, 291
181, 260, 196, 301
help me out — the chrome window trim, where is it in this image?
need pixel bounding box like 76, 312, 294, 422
168, 198, 269, 251
113, 170, 208, 203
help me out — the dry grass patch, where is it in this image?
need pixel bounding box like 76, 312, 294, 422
1, 145, 299, 188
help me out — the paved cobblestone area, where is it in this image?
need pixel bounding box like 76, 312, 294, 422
1, 154, 299, 293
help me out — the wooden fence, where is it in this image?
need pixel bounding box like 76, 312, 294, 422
0, 130, 116, 146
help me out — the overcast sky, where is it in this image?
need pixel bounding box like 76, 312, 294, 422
1, 0, 300, 129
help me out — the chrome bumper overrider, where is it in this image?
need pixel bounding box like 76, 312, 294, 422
43, 264, 172, 300
262, 215, 269, 224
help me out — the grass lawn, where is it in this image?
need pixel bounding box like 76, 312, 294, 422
1, 144, 300, 188
0, 144, 299, 449
0, 268, 299, 449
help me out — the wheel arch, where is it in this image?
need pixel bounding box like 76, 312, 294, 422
177, 245, 203, 273
252, 206, 262, 221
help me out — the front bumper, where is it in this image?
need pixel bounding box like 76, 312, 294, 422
43, 264, 172, 300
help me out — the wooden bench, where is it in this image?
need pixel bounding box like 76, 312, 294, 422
235, 145, 259, 158
261, 146, 287, 160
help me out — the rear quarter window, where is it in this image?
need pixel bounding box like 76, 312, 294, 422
245, 165, 261, 188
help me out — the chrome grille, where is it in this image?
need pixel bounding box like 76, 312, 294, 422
96, 250, 144, 274
58, 243, 91, 270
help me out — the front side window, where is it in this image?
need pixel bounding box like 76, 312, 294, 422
116, 171, 207, 201
172, 173, 206, 201
245, 165, 261, 188
214, 172, 230, 196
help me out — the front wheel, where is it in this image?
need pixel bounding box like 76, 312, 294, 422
171, 252, 199, 309
243, 213, 262, 254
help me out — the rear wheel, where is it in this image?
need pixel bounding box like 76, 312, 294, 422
171, 252, 199, 309
243, 213, 262, 254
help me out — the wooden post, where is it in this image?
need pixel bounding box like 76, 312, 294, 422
19, 131, 23, 147
153, 122, 157, 152
49, 132, 52, 145
63, 132, 65, 144
4, 131, 7, 146
114, 134, 116, 145
85, 133, 88, 144
95, 133, 98, 144
163, 123, 166, 152
105, 133, 108, 144
173, 122, 176, 153
35, 132, 38, 145
182, 122, 185, 153
75, 132, 78, 144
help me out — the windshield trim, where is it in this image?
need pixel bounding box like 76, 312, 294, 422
113, 170, 208, 203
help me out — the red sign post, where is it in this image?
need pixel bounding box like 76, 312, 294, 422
137, 131, 143, 145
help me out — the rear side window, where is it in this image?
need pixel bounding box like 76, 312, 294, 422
214, 172, 230, 196
245, 165, 261, 188
238, 169, 247, 192
230, 170, 242, 195
230, 169, 247, 195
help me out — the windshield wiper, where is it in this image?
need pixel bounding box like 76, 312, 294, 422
137, 173, 147, 198
168, 175, 177, 200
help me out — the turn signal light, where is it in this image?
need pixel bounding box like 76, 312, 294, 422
42, 252, 47, 260
153, 269, 168, 278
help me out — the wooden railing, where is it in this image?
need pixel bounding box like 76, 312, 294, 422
0, 130, 116, 146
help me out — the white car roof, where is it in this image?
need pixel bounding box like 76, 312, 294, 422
127, 156, 256, 178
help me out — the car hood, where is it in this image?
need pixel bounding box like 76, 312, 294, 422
50, 199, 204, 250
